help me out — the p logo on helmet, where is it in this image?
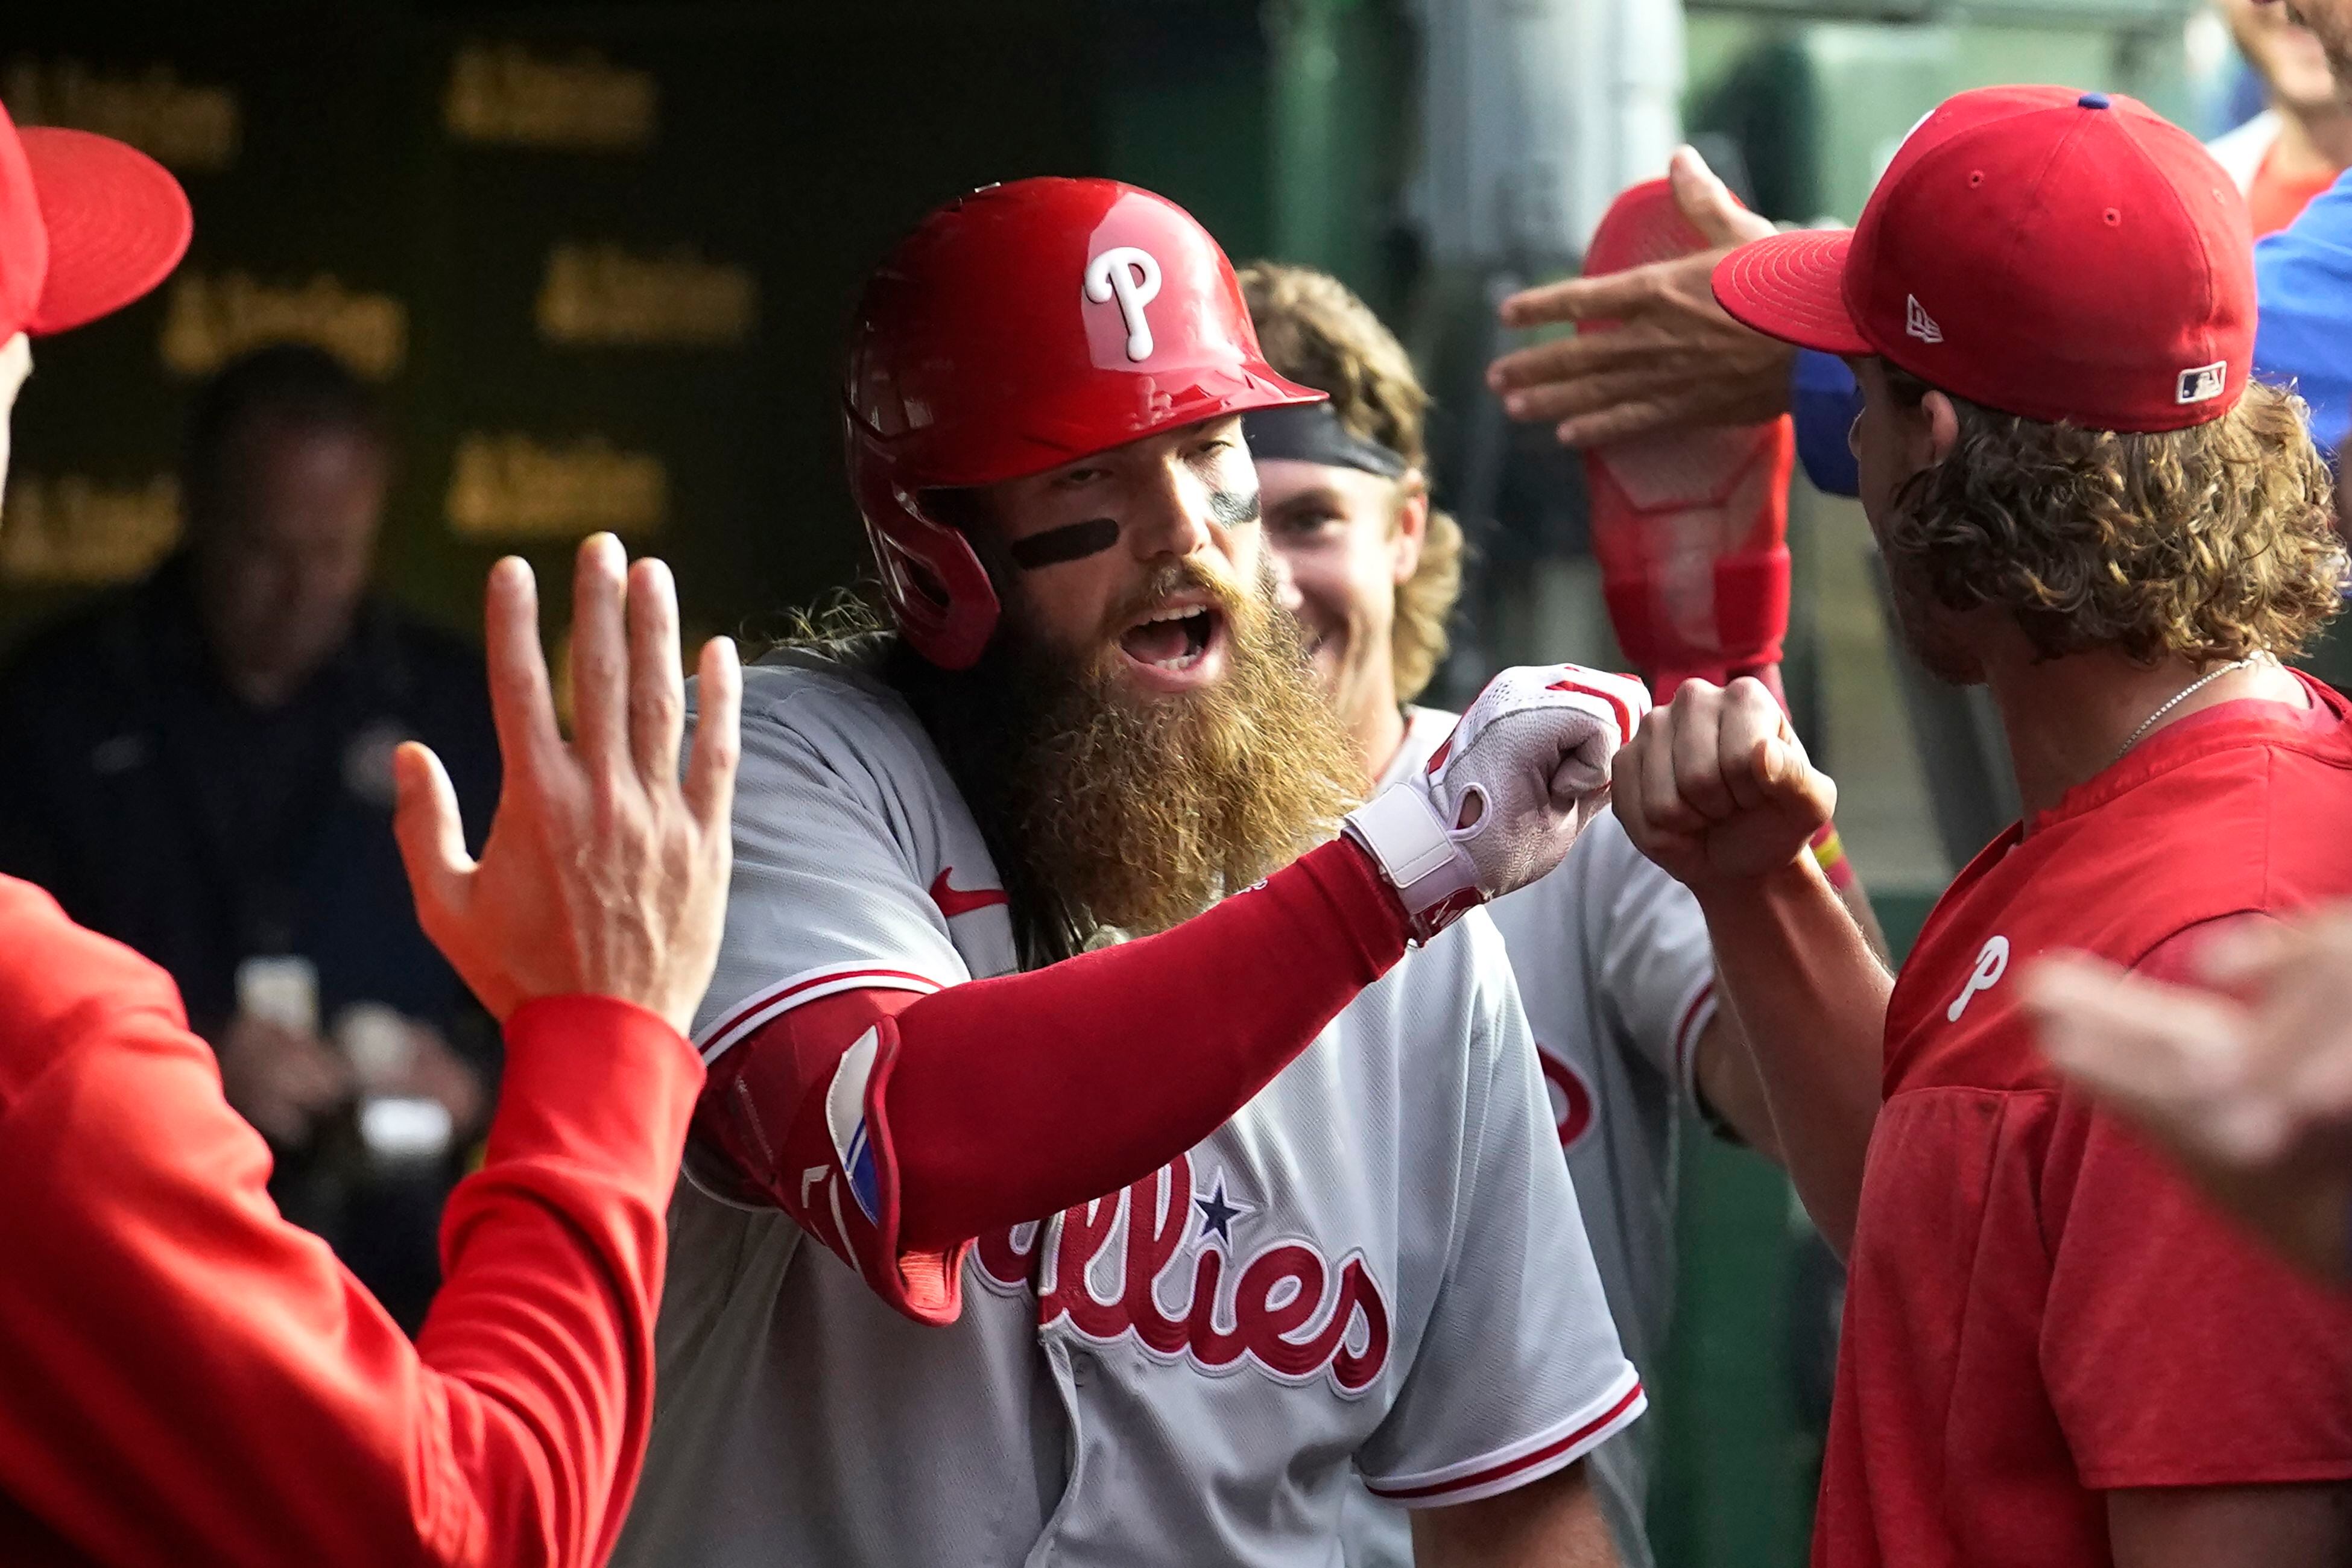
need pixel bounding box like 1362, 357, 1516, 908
839, 177, 1325, 671
1086, 246, 1162, 362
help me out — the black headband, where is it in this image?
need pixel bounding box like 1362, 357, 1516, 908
1242, 402, 1410, 480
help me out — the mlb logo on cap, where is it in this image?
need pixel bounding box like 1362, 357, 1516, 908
1710, 86, 2254, 434
2177, 361, 2227, 405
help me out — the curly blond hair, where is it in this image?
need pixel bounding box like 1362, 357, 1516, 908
1239, 262, 1464, 703
1883, 374, 2342, 665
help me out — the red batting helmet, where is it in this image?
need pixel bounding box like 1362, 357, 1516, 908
843, 177, 1325, 669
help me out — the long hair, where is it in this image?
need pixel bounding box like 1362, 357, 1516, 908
1881, 373, 2341, 665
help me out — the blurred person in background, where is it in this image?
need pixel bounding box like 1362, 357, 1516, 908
1243, 259, 1879, 1568
0, 341, 499, 1329
2208, 0, 2349, 237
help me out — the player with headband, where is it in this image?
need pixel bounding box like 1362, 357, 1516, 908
1241, 256, 1880, 1568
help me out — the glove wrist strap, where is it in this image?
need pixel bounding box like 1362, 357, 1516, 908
1342, 786, 1482, 944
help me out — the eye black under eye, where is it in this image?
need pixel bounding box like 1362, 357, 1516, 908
1009, 516, 1121, 570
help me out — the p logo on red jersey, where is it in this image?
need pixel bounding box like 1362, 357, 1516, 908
1946, 935, 2009, 1023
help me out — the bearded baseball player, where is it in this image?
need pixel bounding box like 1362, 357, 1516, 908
612, 178, 1652, 1567
1242, 262, 1882, 1568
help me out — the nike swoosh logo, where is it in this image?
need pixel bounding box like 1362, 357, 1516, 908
929, 867, 1010, 918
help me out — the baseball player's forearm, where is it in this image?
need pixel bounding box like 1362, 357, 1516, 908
1691, 855, 1888, 1257
2107, 1481, 2352, 1568
1690, 1013, 1785, 1163
889, 836, 1409, 1247
697, 835, 1412, 1309
1830, 856, 1891, 964
0, 994, 699, 1567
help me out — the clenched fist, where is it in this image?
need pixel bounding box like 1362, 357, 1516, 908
1612, 675, 1836, 889
1345, 664, 1649, 940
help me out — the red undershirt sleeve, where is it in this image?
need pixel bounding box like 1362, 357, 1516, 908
0, 991, 701, 1568
692, 835, 1412, 1323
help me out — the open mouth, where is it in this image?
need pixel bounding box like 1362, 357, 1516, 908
1120, 604, 1216, 671
1117, 598, 1227, 686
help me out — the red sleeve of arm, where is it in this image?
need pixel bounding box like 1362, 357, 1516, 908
0, 990, 701, 1568
694, 835, 1410, 1323
2040, 1089, 2352, 1490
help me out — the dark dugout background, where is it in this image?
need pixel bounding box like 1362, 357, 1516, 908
0, 7, 1827, 1564
0, 0, 1316, 655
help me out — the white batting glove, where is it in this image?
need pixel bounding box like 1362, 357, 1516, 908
1344, 665, 1650, 943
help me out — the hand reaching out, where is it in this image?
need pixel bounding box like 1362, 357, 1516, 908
393, 534, 742, 1037
1487, 145, 1791, 449
1345, 664, 1650, 940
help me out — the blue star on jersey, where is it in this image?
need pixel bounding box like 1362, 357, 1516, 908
1193, 1174, 1253, 1246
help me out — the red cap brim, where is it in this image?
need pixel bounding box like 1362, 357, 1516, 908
1710, 229, 1870, 358
19, 128, 191, 337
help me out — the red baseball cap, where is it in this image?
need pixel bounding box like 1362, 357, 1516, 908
1712, 85, 2253, 432
0, 98, 191, 344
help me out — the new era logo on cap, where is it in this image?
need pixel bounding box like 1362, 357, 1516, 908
1709, 87, 2257, 433
1905, 294, 1943, 344
2176, 360, 2227, 405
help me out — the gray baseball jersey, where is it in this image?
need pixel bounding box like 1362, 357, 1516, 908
1343, 706, 1719, 1568
612, 650, 1642, 1568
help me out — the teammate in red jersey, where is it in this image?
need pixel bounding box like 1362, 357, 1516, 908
1616, 86, 2352, 1567
0, 101, 744, 1566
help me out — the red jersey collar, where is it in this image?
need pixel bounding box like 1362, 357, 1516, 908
2023, 669, 2349, 840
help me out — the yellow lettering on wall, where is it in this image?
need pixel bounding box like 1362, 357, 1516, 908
0, 474, 181, 584
443, 43, 656, 151
3, 58, 240, 172
159, 273, 408, 381
537, 242, 758, 347
446, 434, 666, 540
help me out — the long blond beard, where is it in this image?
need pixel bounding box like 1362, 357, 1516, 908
914, 554, 1362, 952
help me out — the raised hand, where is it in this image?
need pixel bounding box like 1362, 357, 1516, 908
1486, 145, 1789, 449
1613, 675, 1836, 890
1345, 665, 1650, 940
392, 534, 742, 1036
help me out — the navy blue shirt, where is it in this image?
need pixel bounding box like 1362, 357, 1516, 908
0, 557, 499, 1327
0, 555, 497, 1043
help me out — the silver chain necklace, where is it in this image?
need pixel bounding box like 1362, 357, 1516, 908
2107, 654, 2264, 771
